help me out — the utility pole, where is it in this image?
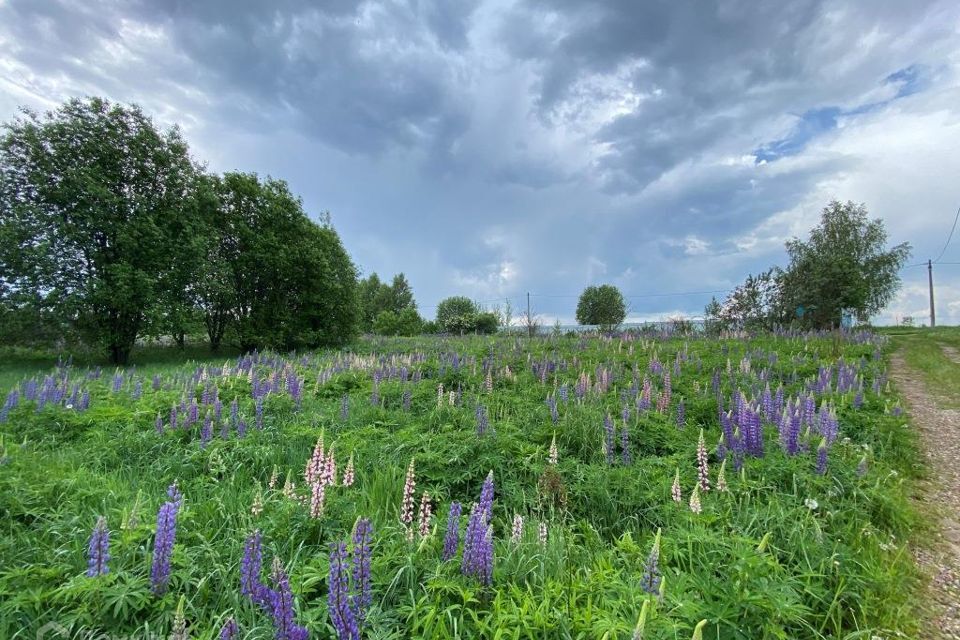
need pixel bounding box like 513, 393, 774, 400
928, 259, 936, 328
527, 292, 532, 338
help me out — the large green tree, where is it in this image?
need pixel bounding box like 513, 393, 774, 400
195, 173, 358, 351
0, 98, 197, 363
576, 285, 627, 331
781, 201, 910, 328
436, 296, 479, 334
358, 271, 419, 333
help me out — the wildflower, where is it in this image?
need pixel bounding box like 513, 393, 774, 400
310, 480, 326, 519
305, 435, 325, 485
443, 502, 463, 561
603, 413, 616, 465
351, 518, 373, 626
511, 514, 524, 544
418, 491, 433, 538
485, 370, 493, 392
251, 484, 264, 517
155, 412, 164, 434
171, 596, 188, 640
319, 445, 337, 486
241, 530, 265, 603
268, 466, 279, 490
150, 484, 183, 595
342, 453, 355, 487
123, 490, 142, 530
696, 429, 710, 492
475, 404, 490, 436
437, 383, 444, 408
671, 469, 682, 503
340, 394, 350, 421
86, 516, 110, 577
401, 459, 416, 539
462, 472, 495, 585
815, 438, 829, 475
716, 459, 728, 492
328, 542, 360, 640
270, 563, 309, 640
621, 421, 631, 465
676, 398, 686, 428
548, 434, 558, 465
639, 529, 661, 595
689, 485, 702, 514
691, 619, 708, 640
632, 599, 650, 640
219, 618, 238, 640
804, 498, 819, 510
538, 521, 548, 545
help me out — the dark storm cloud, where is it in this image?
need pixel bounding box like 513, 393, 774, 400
1, 0, 958, 323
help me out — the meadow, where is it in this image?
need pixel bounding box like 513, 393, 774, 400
0, 331, 924, 639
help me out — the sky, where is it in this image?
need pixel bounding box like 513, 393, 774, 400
1, 0, 959, 326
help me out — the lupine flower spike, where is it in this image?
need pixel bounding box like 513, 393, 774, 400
548, 434, 558, 465
442, 502, 462, 561
418, 491, 433, 538
689, 484, 702, 514
632, 599, 650, 640
328, 542, 359, 640
351, 518, 373, 627
150, 484, 183, 595
696, 429, 710, 492
671, 468, 682, 503
342, 453, 355, 487
219, 618, 239, 640
716, 458, 728, 492
538, 521, 548, 545
171, 595, 188, 640
511, 514, 524, 543
691, 619, 708, 640
86, 516, 110, 577
401, 459, 417, 541
640, 528, 661, 595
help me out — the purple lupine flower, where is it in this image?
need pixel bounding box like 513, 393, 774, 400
219, 618, 239, 640
462, 472, 495, 585
155, 412, 164, 434
150, 486, 183, 595
112, 374, 123, 393
402, 387, 412, 411
815, 438, 829, 475
86, 516, 110, 577
603, 413, 616, 465
201, 412, 213, 447
639, 530, 661, 595
340, 394, 350, 421
475, 404, 490, 436
351, 518, 373, 626
269, 564, 309, 640
132, 380, 143, 400
370, 383, 379, 407
237, 420, 247, 438
328, 542, 360, 640
676, 398, 686, 429
152, 374, 162, 391
241, 530, 265, 603
545, 395, 559, 424
442, 502, 462, 561
230, 398, 239, 426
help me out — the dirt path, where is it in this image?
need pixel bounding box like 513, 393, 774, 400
941, 344, 960, 365
891, 351, 960, 638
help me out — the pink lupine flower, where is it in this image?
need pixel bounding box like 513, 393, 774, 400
342, 453, 355, 487
418, 491, 432, 538
401, 459, 416, 539
697, 429, 710, 492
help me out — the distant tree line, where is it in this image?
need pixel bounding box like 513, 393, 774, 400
0, 97, 358, 363
706, 200, 911, 331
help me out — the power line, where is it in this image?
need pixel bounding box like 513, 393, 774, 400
933, 203, 960, 263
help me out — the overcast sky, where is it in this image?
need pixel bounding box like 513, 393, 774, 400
2, 0, 959, 325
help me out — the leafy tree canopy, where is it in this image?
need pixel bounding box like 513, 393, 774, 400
575, 285, 627, 331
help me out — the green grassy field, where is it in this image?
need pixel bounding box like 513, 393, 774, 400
0, 332, 927, 639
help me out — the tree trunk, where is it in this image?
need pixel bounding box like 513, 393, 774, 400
174, 332, 185, 350
109, 343, 131, 365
